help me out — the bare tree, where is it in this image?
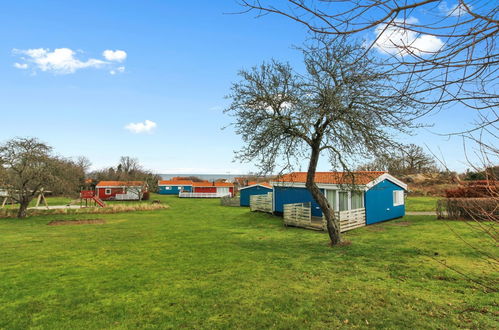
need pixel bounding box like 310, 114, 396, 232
358, 144, 439, 175
239, 0, 498, 128
117, 156, 142, 179
0, 138, 57, 218
89, 156, 161, 192
226, 37, 424, 245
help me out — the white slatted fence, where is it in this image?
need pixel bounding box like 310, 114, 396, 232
250, 192, 273, 212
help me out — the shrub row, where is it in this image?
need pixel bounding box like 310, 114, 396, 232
436, 198, 498, 221
0, 203, 169, 219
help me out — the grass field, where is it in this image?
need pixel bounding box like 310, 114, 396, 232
0, 194, 496, 328
406, 196, 441, 212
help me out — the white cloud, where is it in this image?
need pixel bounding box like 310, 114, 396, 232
110, 66, 125, 75
103, 49, 127, 62
439, 2, 471, 17
13, 47, 128, 75
13, 48, 106, 74
124, 120, 157, 134
374, 18, 444, 56
447, 3, 470, 17
13, 62, 28, 69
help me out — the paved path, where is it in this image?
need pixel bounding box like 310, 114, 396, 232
406, 211, 443, 216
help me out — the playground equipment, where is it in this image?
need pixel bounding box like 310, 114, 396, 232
0, 189, 14, 209
80, 190, 106, 208
1, 188, 50, 209
34, 188, 49, 208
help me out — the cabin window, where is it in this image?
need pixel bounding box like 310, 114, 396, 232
351, 191, 364, 209
338, 192, 349, 211
164, 186, 172, 190
325, 190, 337, 210
393, 190, 404, 206
105, 188, 112, 195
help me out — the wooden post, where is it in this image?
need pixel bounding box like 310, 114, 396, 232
35, 189, 49, 208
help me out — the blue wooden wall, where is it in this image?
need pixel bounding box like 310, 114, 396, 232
364, 179, 405, 224
240, 186, 272, 206
273, 186, 324, 217
158, 185, 192, 195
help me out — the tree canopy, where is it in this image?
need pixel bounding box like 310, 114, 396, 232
226, 37, 425, 244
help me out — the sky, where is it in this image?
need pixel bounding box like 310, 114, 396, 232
0, 0, 488, 174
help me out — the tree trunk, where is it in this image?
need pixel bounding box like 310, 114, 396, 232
306, 144, 342, 245
17, 199, 29, 219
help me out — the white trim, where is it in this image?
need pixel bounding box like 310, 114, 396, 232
393, 190, 405, 206
272, 173, 407, 191
365, 173, 407, 190
104, 188, 112, 195
271, 181, 365, 190
239, 184, 272, 190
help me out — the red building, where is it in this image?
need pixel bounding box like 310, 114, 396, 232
191, 181, 234, 197
95, 181, 147, 201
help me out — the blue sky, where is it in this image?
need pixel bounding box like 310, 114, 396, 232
0, 0, 484, 174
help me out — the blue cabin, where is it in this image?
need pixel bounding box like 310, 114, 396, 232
239, 183, 273, 206
158, 180, 193, 195
272, 172, 407, 225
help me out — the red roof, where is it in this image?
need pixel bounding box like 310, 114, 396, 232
275, 172, 387, 185
247, 181, 272, 188
159, 180, 193, 186
214, 182, 234, 187
96, 181, 145, 187
192, 181, 234, 187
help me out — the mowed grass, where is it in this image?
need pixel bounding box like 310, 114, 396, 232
0, 194, 497, 329
406, 196, 441, 212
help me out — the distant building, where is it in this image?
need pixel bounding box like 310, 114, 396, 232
239, 182, 272, 207
95, 181, 147, 201
158, 180, 194, 195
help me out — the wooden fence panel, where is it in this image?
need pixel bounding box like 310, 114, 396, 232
283, 202, 314, 228
322, 208, 366, 232
250, 193, 273, 213
220, 195, 240, 206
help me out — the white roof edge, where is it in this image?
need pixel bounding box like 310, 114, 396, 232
270, 181, 365, 190
239, 184, 273, 190
365, 173, 407, 190
271, 173, 407, 190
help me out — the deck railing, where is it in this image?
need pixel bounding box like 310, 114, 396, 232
250, 193, 273, 212
283, 202, 313, 228
179, 192, 231, 198
324, 208, 366, 232
283, 202, 366, 232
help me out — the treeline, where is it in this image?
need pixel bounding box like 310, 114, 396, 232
88, 156, 162, 192
0, 137, 161, 218
357, 144, 439, 176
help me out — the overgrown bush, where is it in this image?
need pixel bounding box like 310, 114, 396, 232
445, 181, 497, 198
437, 198, 498, 221
0, 203, 169, 219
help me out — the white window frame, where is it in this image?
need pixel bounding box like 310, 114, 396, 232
105, 188, 112, 195
164, 186, 172, 190
393, 190, 404, 206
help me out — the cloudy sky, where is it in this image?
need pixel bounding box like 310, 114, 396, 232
0, 1, 484, 174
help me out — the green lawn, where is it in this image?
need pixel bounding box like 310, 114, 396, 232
0, 194, 496, 328
406, 196, 441, 212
